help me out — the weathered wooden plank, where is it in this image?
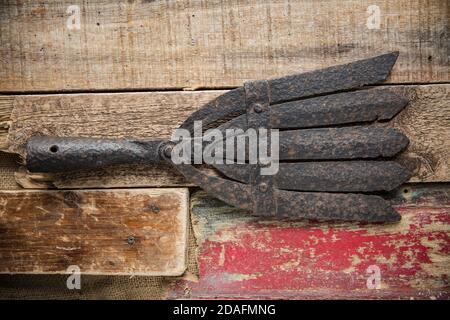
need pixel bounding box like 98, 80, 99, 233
0, 188, 189, 275
1, 84, 448, 188
0, 0, 448, 92
0, 96, 13, 149
5, 91, 221, 152
392, 85, 450, 182
168, 185, 450, 299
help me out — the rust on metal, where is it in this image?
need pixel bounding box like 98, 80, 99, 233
25, 52, 411, 222
26, 136, 165, 173
214, 161, 411, 192
216, 88, 409, 131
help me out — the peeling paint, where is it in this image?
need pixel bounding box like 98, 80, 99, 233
170, 191, 450, 299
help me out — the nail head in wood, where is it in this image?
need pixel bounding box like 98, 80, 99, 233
149, 204, 160, 213
127, 236, 135, 245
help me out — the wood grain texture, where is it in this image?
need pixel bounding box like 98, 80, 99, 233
0, 188, 189, 275
0, 0, 448, 92
392, 85, 450, 182
168, 185, 450, 299
1, 84, 448, 188
0, 96, 13, 149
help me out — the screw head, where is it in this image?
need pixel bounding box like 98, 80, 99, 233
149, 204, 160, 213
253, 104, 263, 113
127, 236, 135, 245
259, 182, 268, 192
163, 144, 173, 158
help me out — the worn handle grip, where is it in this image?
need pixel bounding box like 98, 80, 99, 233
26, 136, 166, 173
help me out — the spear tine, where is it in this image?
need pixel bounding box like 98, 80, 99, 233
268, 52, 399, 104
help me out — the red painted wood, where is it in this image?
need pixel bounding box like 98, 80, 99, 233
170, 187, 449, 299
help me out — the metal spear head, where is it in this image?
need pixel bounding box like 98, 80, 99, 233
25, 52, 411, 223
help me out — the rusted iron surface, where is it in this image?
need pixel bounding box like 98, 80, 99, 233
220, 88, 409, 131
276, 189, 400, 222
267, 52, 399, 104
214, 161, 410, 192
180, 88, 246, 132
271, 88, 409, 129
171, 163, 253, 212
243, 79, 277, 216
214, 126, 409, 161
179, 52, 400, 131
26, 136, 164, 173
25, 52, 411, 222
278, 126, 409, 160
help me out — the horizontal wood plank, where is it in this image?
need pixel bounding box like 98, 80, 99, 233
0, 0, 448, 92
168, 185, 450, 299
1, 84, 448, 188
0, 188, 189, 275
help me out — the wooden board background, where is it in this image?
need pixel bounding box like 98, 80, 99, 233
0, 0, 448, 92
0, 188, 189, 275
0, 0, 448, 299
